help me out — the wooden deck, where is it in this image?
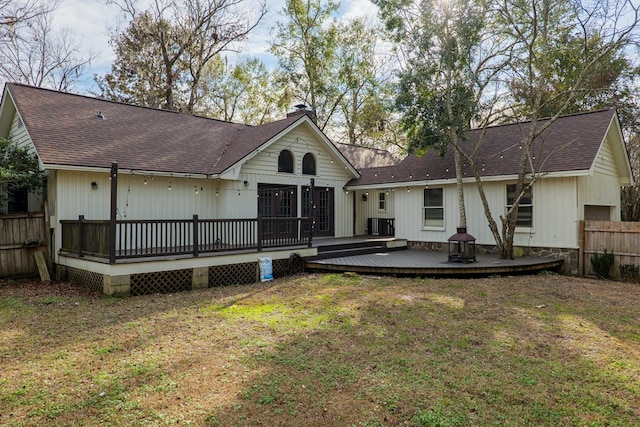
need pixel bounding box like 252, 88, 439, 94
305, 247, 564, 277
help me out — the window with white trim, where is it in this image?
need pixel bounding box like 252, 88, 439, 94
378, 192, 386, 211
278, 150, 294, 173
423, 187, 444, 228
506, 184, 533, 228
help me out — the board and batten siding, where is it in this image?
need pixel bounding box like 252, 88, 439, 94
53, 170, 219, 222
394, 176, 580, 249
241, 125, 355, 237
354, 189, 396, 235
51, 170, 221, 261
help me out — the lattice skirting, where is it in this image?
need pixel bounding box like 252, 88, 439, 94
272, 258, 290, 278
130, 268, 192, 296
209, 262, 257, 287
61, 266, 105, 294
57, 254, 304, 297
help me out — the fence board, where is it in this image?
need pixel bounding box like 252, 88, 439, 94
0, 213, 47, 278
581, 220, 640, 277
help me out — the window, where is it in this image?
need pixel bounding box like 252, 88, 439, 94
506, 184, 533, 228
423, 188, 444, 228
302, 153, 316, 175
278, 150, 294, 173
378, 192, 386, 211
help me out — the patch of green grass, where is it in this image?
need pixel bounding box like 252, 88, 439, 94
1, 275, 639, 426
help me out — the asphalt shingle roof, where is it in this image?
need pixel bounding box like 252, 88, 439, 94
349, 109, 617, 186
5, 83, 302, 175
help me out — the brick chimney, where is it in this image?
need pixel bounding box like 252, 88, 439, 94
287, 104, 317, 123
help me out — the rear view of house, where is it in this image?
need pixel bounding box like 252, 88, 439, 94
0, 83, 359, 294
1, 83, 633, 291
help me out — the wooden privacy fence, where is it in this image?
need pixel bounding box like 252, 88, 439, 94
579, 220, 640, 277
0, 213, 48, 278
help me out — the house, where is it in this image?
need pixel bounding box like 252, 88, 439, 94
0, 83, 359, 294
0, 83, 633, 293
346, 109, 634, 268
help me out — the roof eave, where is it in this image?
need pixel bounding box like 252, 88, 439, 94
346, 170, 592, 189
44, 163, 215, 179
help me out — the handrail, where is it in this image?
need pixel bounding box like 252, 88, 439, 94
60, 216, 312, 262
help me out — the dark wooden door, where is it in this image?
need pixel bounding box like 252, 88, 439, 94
258, 184, 298, 239
302, 186, 334, 237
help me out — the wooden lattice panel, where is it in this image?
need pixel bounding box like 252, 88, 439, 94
209, 262, 257, 287
130, 268, 192, 296
65, 266, 104, 293
272, 258, 289, 278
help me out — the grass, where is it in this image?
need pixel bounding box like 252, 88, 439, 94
0, 273, 639, 426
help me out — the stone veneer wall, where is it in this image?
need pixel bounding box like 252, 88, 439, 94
408, 241, 578, 273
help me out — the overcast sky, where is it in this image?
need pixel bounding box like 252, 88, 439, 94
52, 0, 381, 94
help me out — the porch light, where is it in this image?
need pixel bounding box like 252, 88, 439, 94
447, 227, 477, 263
362, 194, 367, 201
91, 181, 98, 190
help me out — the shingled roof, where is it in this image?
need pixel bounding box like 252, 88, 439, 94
349, 109, 620, 187
332, 142, 399, 169
1, 83, 313, 175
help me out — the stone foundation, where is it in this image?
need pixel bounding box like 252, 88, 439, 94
408, 241, 578, 273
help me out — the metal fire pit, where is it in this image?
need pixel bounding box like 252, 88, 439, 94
448, 227, 476, 263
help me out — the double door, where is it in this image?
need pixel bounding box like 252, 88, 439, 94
258, 184, 334, 238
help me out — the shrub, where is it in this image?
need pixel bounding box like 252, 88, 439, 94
590, 249, 614, 279
619, 264, 640, 282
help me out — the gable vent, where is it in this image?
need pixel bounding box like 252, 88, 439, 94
17, 117, 24, 128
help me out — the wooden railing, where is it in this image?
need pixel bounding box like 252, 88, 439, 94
367, 218, 395, 236
60, 216, 312, 263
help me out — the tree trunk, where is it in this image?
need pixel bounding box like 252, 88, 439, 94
453, 143, 466, 228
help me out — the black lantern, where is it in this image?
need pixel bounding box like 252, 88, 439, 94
448, 227, 476, 263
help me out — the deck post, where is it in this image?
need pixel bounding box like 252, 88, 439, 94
308, 178, 314, 247
257, 216, 263, 251
193, 214, 199, 257
578, 220, 585, 276
78, 215, 85, 258
109, 162, 118, 264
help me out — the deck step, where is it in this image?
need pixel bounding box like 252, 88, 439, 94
309, 239, 407, 261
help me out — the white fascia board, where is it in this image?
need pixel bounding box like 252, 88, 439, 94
605, 114, 634, 186
346, 170, 591, 190
0, 86, 15, 136
45, 164, 214, 179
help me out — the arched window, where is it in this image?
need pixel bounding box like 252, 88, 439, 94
278, 150, 294, 173
302, 153, 316, 175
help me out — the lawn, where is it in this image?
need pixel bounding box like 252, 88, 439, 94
0, 272, 638, 426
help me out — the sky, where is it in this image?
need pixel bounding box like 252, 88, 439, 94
51, 0, 381, 94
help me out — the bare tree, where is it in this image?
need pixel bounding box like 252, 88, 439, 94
456, 0, 640, 258
0, 0, 56, 28
0, 10, 94, 91
101, 0, 266, 113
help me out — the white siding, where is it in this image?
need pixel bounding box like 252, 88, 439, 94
394, 177, 580, 249
241, 125, 355, 237
353, 189, 396, 235
8, 111, 32, 151
54, 171, 219, 222
593, 134, 618, 177
577, 135, 623, 221
8, 110, 44, 212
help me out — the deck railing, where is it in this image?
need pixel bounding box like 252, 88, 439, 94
60, 215, 313, 262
